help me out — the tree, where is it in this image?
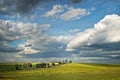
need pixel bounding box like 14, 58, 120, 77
36, 64, 40, 68
65, 60, 68, 63
42, 63, 46, 68
69, 60, 72, 63
58, 61, 62, 64
15, 64, 19, 70
52, 63, 55, 66
23, 63, 28, 69
28, 63, 32, 67
15, 64, 22, 70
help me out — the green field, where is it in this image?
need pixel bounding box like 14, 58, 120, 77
0, 63, 120, 80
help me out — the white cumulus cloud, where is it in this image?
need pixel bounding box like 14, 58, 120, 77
67, 14, 120, 50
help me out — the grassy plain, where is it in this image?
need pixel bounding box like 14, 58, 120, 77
0, 63, 120, 80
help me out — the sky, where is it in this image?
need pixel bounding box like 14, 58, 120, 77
0, 0, 120, 63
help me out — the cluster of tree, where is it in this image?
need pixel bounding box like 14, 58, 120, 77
36, 60, 72, 68
36, 63, 50, 68
15, 60, 72, 70
36, 62, 59, 68
15, 63, 32, 70
62, 60, 72, 64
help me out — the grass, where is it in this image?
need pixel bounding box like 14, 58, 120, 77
0, 63, 120, 80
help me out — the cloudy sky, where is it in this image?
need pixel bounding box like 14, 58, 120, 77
0, 0, 120, 63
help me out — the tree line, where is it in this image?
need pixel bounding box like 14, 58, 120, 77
15, 60, 72, 70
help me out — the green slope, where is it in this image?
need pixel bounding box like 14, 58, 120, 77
0, 63, 120, 80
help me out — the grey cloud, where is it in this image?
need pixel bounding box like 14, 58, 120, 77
0, 19, 72, 55
67, 0, 83, 4
71, 50, 120, 64
0, 20, 22, 41
25, 44, 32, 47
0, 20, 22, 52
0, 43, 21, 52
87, 42, 120, 51
72, 42, 120, 52
26, 36, 71, 53
0, 0, 41, 15
0, 0, 84, 16
19, 51, 73, 58
76, 50, 120, 58
0, 19, 51, 53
